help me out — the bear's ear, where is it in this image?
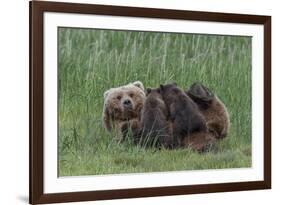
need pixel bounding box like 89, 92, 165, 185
103, 90, 110, 99
146, 88, 152, 94
132, 81, 145, 91
160, 84, 164, 91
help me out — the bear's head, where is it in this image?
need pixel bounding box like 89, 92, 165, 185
159, 82, 182, 98
103, 81, 146, 131
144, 87, 163, 108
160, 82, 178, 92
186, 82, 214, 109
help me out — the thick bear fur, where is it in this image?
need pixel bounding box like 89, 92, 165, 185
159, 83, 208, 147
186, 82, 230, 139
136, 88, 173, 148
182, 131, 216, 153
102, 81, 146, 140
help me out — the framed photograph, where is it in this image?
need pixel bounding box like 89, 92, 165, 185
30, 1, 271, 204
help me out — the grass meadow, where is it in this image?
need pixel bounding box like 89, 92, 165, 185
58, 28, 252, 176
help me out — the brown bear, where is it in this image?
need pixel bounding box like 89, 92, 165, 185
102, 81, 146, 140
181, 130, 216, 153
135, 88, 173, 148
159, 83, 208, 148
186, 82, 230, 140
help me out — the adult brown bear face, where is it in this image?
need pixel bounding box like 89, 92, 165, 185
105, 89, 144, 120
103, 81, 146, 132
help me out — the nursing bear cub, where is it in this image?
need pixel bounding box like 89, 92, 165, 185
159, 83, 209, 148
186, 82, 230, 140
135, 88, 173, 148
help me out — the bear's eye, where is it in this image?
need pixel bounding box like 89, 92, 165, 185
129, 93, 134, 98
116, 95, 122, 100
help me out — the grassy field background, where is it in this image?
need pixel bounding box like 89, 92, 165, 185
58, 28, 252, 176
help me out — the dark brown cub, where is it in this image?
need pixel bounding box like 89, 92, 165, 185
160, 83, 207, 147
186, 82, 230, 139
136, 88, 173, 148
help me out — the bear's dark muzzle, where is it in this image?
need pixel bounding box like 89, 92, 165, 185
123, 99, 132, 109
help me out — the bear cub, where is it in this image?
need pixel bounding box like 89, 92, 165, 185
160, 83, 207, 147
186, 82, 230, 139
136, 88, 173, 148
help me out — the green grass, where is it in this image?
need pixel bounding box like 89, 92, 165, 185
58, 28, 252, 176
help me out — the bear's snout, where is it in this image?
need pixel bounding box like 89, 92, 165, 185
123, 99, 132, 108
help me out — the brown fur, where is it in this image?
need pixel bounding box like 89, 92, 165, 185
136, 88, 173, 148
102, 81, 146, 140
186, 82, 230, 139
160, 83, 208, 147
182, 131, 216, 152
